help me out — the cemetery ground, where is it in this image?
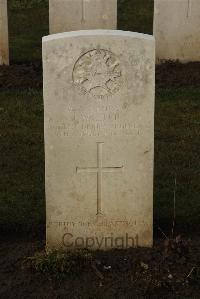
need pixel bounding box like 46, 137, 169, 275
0, 0, 200, 298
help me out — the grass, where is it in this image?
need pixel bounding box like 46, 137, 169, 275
0, 88, 199, 235
0, 0, 199, 236
118, 0, 153, 34
24, 249, 93, 278
154, 89, 200, 233
8, 0, 49, 63
0, 90, 45, 234
8, 0, 153, 63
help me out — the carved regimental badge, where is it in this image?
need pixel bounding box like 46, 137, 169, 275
73, 49, 123, 98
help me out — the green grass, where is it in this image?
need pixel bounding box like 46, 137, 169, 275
155, 89, 200, 233
8, 0, 153, 63
8, 1, 49, 63
118, 0, 153, 34
1, 0, 199, 236
0, 90, 45, 233
0, 88, 199, 234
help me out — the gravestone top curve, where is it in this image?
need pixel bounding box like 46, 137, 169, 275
43, 29, 155, 250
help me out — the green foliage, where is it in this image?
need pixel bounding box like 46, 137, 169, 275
0, 90, 45, 234
118, 0, 154, 34
8, 0, 153, 63
0, 88, 200, 234
25, 249, 93, 278
1, 0, 199, 236
9, 1, 49, 63
9, 0, 48, 9
154, 88, 200, 232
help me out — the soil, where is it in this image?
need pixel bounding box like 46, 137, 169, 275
0, 236, 200, 298
156, 61, 200, 88
0, 62, 42, 90
1, 61, 200, 298
1, 61, 200, 90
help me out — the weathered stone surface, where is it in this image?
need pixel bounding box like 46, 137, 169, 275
43, 30, 155, 250
154, 0, 200, 62
49, 0, 117, 34
0, 0, 9, 65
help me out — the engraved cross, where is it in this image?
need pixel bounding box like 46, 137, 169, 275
76, 142, 124, 215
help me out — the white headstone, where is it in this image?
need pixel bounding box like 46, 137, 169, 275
154, 0, 200, 62
43, 30, 155, 250
0, 0, 9, 65
49, 0, 117, 34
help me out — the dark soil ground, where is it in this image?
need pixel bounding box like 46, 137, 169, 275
0, 236, 200, 298
0, 62, 42, 90
1, 1, 199, 297
1, 61, 200, 90
1, 62, 200, 298
156, 61, 200, 88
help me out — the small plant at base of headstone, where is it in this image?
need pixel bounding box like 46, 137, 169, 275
23, 249, 93, 279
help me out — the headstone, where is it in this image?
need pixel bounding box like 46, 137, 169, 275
43, 30, 155, 250
154, 0, 200, 62
0, 0, 9, 65
49, 0, 117, 34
